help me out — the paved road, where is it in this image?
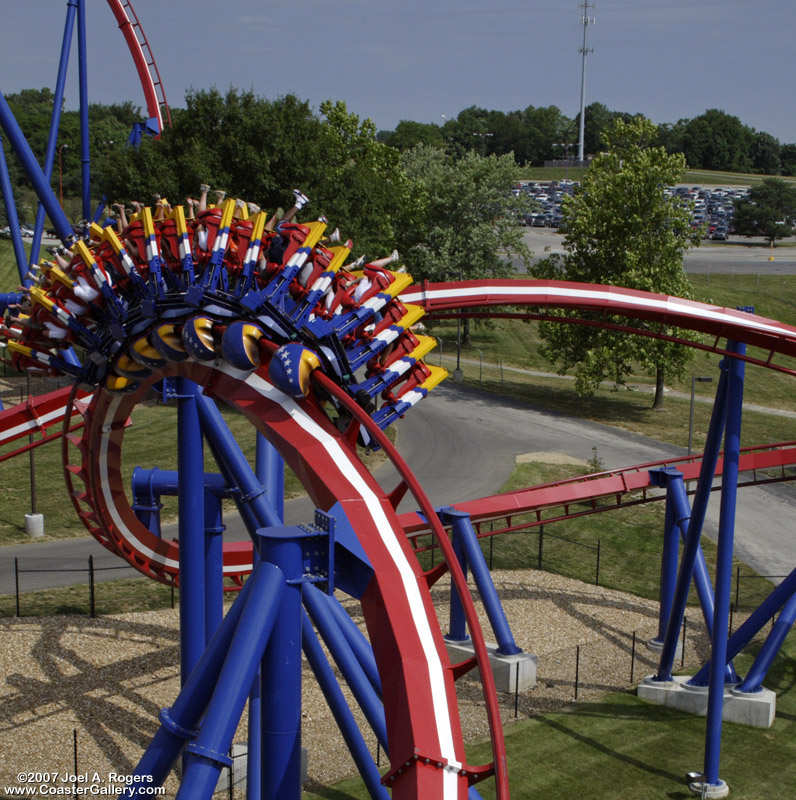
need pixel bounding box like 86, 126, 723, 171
515, 229, 796, 274
3, 382, 795, 595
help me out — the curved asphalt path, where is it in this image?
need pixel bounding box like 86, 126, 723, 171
3, 381, 795, 594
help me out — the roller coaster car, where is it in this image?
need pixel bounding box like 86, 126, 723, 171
274, 221, 313, 265
226, 219, 254, 274
380, 361, 432, 403
289, 245, 333, 300
365, 328, 421, 372
121, 220, 157, 269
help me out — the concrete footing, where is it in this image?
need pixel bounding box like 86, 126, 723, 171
24, 513, 43, 538
638, 675, 776, 728
444, 638, 537, 693
688, 778, 730, 798
646, 636, 682, 661
216, 742, 309, 792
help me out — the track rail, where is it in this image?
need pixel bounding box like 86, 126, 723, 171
403, 280, 796, 377
61, 357, 506, 798
398, 442, 796, 542
106, 0, 171, 131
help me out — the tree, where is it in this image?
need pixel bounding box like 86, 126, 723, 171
680, 109, 753, 172
732, 177, 796, 249
398, 145, 531, 342
378, 120, 445, 151
532, 116, 697, 409
313, 99, 411, 257
750, 131, 781, 175
780, 144, 796, 177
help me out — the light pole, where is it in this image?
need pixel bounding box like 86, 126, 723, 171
58, 143, 68, 209
472, 132, 493, 157
688, 376, 713, 454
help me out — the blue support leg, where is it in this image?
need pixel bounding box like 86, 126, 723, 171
257, 526, 309, 800
657, 470, 737, 684
651, 474, 680, 645
443, 509, 521, 656
191, 386, 282, 531
301, 610, 390, 799
76, 0, 91, 222
28, 0, 76, 267
204, 490, 224, 642
132, 571, 260, 787
0, 92, 75, 242
327, 593, 382, 698
303, 583, 388, 749
691, 566, 796, 688
177, 377, 206, 683
656, 365, 729, 681
739, 590, 796, 693
0, 138, 30, 283
447, 515, 469, 643
175, 563, 285, 800
704, 341, 746, 791
256, 431, 284, 521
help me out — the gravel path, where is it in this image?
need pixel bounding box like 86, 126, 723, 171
0, 570, 715, 797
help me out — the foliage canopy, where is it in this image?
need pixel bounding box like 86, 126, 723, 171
532, 116, 696, 407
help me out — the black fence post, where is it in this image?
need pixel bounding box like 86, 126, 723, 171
228, 747, 234, 800
630, 630, 636, 683
73, 729, 78, 798
681, 616, 687, 669
171, 580, 175, 609
376, 741, 381, 768
15, 557, 20, 617
489, 534, 494, 570
735, 565, 740, 611
88, 556, 96, 618
595, 539, 601, 586
574, 645, 580, 700
514, 664, 520, 719
538, 525, 544, 570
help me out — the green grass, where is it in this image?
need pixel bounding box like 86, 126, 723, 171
0, 575, 178, 618
518, 166, 796, 188
306, 648, 796, 799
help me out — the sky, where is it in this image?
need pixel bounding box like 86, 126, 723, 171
0, 0, 794, 144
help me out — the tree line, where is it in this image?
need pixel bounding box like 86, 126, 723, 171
379, 102, 796, 176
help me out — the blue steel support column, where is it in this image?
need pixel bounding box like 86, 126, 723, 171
257, 526, 308, 800
132, 572, 259, 787
251, 433, 281, 800
444, 509, 521, 656
327, 594, 382, 697
0, 93, 75, 243
301, 611, 390, 800
656, 365, 729, 682
204, 490, 224, 642
704, 341, 746, 791
0, 138, 29, 283
175, 564, 285, 800
691, 566, 796, 688
652, 476, 680, 644
76, 0, 91, 222
654, 469, 737, 683
192, 386, 281, 531
256, 432, 284, 521
738, 590, 796, 693
446, 515, 469, 642
303, 584, 388, 749
177, 377, 206, 684
29, 0, 77, 267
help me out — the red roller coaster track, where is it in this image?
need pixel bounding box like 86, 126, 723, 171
106, 0, 171, 132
